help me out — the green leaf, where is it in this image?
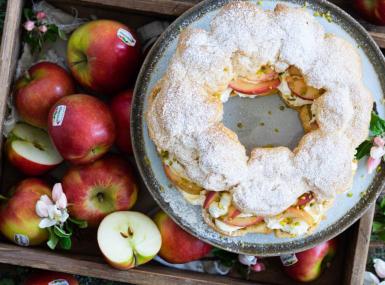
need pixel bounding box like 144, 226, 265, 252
23, 8, 33, 20
58, 28, 67, 40
380, 196, 385, 210
0, 278, 15, 285
355, 140, 373, 160
59, 236, 72, 250
377, 230, 385, 242
47, 227, 59, 250
373, 221, 384, 233
54, 225, 72, 238
211, 248, 237, 267
370, 112, 385, 136
69, 217, 88, 229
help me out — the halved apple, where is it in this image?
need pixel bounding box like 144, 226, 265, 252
6, 123, 63, 175
203, 191, 220, 209
229, 78, 281, 95
97, 211, 161, 270
163, 164, 203, 195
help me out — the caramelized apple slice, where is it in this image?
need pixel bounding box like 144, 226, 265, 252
222, 215, 264, 227
295, 192, 314, 207
287, 76, 323, 100
203, 191, 220, 209
282, 207, 314, 225
227, 205, 241, 219
299, 105, 318, 133
229, 78, 281, 95
246, 66, 278, 82
163, 164, 203, 195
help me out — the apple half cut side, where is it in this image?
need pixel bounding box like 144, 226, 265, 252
163, 164, 203, 195
229, 77, 281, 95
7, 123, 63, 175
97, 211, 161, 270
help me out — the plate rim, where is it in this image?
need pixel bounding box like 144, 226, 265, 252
132, 0, 385, 256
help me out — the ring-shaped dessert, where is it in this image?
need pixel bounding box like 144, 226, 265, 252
146, 2, 373, 238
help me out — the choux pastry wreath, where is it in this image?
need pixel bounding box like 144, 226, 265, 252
146, 2, 373, 238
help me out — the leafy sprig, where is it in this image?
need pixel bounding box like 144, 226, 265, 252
372, 196, 385, 241
23, 8, 66, 54
46, 217, 87, 250
355, 112, 385, 160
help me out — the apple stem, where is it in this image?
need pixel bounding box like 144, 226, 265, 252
97, 192, 104, 203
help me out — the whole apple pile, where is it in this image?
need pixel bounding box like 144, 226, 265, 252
0, 15, 214, 271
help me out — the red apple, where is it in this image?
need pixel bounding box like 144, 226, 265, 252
6, 123, 63, 175
229, 78, 281, 95
0, 178, 50, 246
110, 89, 133, 154
67, 20, 142, 94
354, 0, 385, 25
24, 271, 78, 285
62, 155, 138, 227
283, 239, 337, 282
14, 62, 75, 128
154, 210, 212, 264
48, 94, 116, 164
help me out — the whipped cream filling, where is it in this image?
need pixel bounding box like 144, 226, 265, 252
215, 219, 242, 232
265, 217, 310, 236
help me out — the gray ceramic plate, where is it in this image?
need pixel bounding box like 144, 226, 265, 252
132, 0, 385, 256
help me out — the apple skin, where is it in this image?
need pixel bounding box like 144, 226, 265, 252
48, 94, 116, 164
354, 0, 385, 25
283, 239, 337, 282
24, 271, 78, 285
0, 178, 50, 246
67, 20, 142, 94
154, 210, 212, 264
6, 123, 63, 176
15, 62, 75, 128
110, 89, 133, 154
62, 155, 138, 227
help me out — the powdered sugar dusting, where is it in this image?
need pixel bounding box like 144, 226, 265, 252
146, 3, 373, 217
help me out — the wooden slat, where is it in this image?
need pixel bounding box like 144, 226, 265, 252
0, 0, 23, 164
0, 243, 258, 285
343, 205, 376, 285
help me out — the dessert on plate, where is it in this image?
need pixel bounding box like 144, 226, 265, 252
146, 2, 373, 238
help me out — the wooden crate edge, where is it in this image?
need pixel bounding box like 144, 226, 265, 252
343, 205, 375, 285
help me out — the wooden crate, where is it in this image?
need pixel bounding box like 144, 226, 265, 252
0, 0, 378, 284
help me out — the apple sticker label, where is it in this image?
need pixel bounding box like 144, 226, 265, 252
52, 105, 66, 127
117, 28, 136, 47
280, 254, 298, 266
48, 280, 70, 285
14, 234, 29, 246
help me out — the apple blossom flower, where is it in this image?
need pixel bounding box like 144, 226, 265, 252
35, 183, 69, 228
23, 20, 35, 31
368, 136, 385, 174
36, 11, 46, 20
250, 262, 266, 272
374, 258, 385, 279
238, 254, 257, 266
365, 271, 380, 285
38, 25, 48, 33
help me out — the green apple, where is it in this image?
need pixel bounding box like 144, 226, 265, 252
97, 211, 161, 270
